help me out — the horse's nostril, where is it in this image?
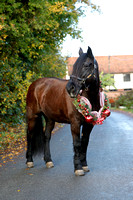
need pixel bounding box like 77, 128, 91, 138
66, 82, 72, 94
66, 81, 75, 94
71, 85, 75, 90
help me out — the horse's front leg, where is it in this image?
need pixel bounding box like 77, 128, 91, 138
71, 123, 84, 176
80, 123, 93, 172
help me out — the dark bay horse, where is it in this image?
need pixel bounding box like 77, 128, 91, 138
26, 46, 100, 176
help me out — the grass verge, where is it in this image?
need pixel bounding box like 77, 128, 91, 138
0, 123, 27, 167
111, 107, 133, 115
0, 122, 64, 167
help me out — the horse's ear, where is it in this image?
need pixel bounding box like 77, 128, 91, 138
79, 48, 83, 56
87, 46, 94, 59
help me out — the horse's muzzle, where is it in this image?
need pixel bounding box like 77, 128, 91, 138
66, 80, 80, 98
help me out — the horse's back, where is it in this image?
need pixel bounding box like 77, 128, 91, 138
27, 77, 68, 100
26, 78, 73, 123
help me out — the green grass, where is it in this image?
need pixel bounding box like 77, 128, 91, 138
111, 107, 133, 114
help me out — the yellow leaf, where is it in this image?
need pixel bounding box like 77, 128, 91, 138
0, 25, 3, 30
28, 173, 34, 176
3, 35, 8, 39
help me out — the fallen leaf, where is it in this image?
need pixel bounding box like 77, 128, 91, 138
27, 173, 33, 176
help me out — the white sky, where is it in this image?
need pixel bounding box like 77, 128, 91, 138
61, 0, 133, 57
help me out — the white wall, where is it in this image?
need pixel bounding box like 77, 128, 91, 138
114, 73, 133, 90
65, 66, 70, 80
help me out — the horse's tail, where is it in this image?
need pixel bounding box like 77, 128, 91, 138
27, 113, 44, 156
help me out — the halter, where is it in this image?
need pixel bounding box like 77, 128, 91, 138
70, 70, 95, 89
70, 75, 86, 84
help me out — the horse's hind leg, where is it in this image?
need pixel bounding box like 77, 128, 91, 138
26, 114, 44, 168
43, 118, 55, 168
26, 117, 36, 168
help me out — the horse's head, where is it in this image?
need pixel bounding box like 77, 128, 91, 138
66, 46, 97, 98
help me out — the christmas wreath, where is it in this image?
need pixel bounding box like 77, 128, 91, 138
73, 91, 111, 125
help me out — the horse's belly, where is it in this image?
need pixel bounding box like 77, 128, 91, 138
41, 94, 71, 123
44, 106, 70, 123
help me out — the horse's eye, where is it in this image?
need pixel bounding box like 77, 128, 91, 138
89, 63, 93, 66
83, 63, 89, 68
84, 62, 93, 68
89, 63, 94, 69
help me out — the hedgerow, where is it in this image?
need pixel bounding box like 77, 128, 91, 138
0, 0, 97, 128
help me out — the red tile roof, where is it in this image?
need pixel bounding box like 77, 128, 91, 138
67, 55, 133, 74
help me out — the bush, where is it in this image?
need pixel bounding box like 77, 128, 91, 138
115, 90, 133, 109
0, 66, 35, 125
0, 0, 98, 127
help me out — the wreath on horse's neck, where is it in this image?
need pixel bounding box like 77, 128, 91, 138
72, 84, 111, 125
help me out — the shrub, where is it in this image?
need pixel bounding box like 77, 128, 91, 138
0, 66, 35, 126
115, 90, 133, 109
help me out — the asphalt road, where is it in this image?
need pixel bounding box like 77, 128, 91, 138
0, 111, 133, 200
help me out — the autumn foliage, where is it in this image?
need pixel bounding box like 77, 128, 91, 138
0, 0, 94, 124
0, 0, 96, 161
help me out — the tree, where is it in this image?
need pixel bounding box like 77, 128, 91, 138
0, 0, 96, 76
100, 72, 115, 90
0, 0, 97, 124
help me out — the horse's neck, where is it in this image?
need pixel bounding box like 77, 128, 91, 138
83, 87, 100, 112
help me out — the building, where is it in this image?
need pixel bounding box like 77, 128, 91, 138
95, 55, 133, 91
67, 55, 133, 100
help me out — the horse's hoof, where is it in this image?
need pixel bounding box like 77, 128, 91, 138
82, 166, 90, 172
27, 162, 34, 168
46, 161, 54, 168
75, 169, 85, 176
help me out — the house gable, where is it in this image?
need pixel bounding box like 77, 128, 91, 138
67, 55, 133, 91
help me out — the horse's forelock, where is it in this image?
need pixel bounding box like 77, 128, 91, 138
72, 53, 87, 75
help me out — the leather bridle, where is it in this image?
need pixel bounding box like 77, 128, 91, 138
70, 70, 95, 90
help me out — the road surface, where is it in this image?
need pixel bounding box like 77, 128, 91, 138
0, 111, 133, 200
